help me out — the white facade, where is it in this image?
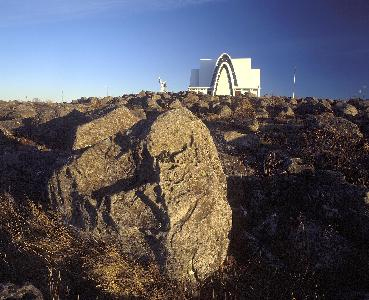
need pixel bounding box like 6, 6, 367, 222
188, 53, 261, 97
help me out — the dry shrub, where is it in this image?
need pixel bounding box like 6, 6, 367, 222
0, 194, 184, 299
0, 194, 76, 298
82, 244, 176, 299
0, 194, 81, 265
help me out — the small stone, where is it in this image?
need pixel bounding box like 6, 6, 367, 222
223, 131, 260, 150
217, 105, 232, 118
245, 118, 259, 132
364, 191, 369, 205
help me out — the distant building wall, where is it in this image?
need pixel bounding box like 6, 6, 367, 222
199, 59, 215, 87
232, 58, 252, 88
188, 53, 261, 97
190, 69, 200, 87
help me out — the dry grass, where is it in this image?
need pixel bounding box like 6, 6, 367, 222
0, 194, 79, 265
82, 244, 176, 299
0, 194, 185, 299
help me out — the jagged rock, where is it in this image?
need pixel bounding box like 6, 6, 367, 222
5, 103, 37, 120
143, 97, 162, 110
244, 118, 259, 132
224, 131, 260, 150
229, 171, 369, 285
286, 157, 314, 174
151, 94, 162, 102
364, 191, 369, 205
0, 283, 43, 300
304, 96, 318, 102
48, 108, 232, 284
255, 108, 269, 119
216, 105, 232, 118
306, 113, 363, 140
183, 93, 199, 106
223, 131, 245, 143
130, 108, 146, 120
169, 99, 182, 109
342, 104, 359, 116
289, 98, 298, 105
334, 102, 359, 117
348, 98, 369, 110
277, 104, 294, 118
198, 100, 210, 111
73, 106, 139, 150
162, 93, 172, 100
138, 91, 147, 98
295, 101, 332, 115
191, 101, 209, 114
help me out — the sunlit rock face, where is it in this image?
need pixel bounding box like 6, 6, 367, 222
48, 107, 232, 284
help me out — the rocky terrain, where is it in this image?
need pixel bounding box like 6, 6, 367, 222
0, 92, 369, 299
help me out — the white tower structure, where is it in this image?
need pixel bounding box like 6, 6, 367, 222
188, 53, 261, 97
292, 67, 296, 99
158, 77, 168, 93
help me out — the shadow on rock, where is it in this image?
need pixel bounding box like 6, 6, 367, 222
0, 129, 60, 203
15, 109, 91, 151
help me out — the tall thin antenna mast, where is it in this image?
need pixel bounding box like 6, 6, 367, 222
363, 85, 367, 99
62, 90, 64, 102
292, 66, 296, 99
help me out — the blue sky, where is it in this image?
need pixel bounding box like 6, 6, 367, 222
1, 0, 369, 101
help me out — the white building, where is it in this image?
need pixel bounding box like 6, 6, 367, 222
188, 53, 261, 97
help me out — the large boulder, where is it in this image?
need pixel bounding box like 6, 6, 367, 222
48, 108, 232, 284
0, 283, 43, 300
276, 104, 294, 118
295, 101, 332, 115
223, 131, 260, 150
73, 106, 139, 150
334, 102, 359, 117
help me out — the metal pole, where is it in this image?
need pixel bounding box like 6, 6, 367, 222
292, 66, 296, 99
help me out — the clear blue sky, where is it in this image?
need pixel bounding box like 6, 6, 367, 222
1, 0, 369, 101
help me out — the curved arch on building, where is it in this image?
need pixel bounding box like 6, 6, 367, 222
210, 53, 238, 96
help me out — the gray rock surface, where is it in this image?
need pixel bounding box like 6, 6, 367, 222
224, 131, 260, 150
217, 105, 232, 118
295, 100, 332, 115
73, 106, 139, 150
48, 108, 232, 283
335, 102, 359, 117
0, 283, 43, 300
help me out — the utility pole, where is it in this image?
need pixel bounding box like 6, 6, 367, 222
292, 66, 296, 99
363, 85, 367, 99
